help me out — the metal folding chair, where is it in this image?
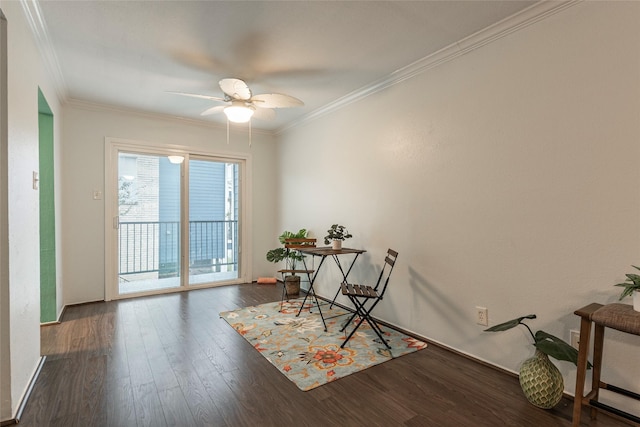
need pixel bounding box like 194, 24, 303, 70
339, 248, 398, 348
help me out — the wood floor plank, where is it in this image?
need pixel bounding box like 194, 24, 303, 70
16, 358, 67, 426
19, 283, 631, 427
105, 376, 136, 427
77, 354, 107, 427
157, 386, 198, 427
122, 303, 155, 388
164, 343, 225, 426
131, 381, 167, 427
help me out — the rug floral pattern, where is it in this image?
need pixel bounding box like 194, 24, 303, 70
220, 298, 427, 391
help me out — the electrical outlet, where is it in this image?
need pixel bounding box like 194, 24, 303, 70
570, 330, 580, 350
476, 306, 488, 326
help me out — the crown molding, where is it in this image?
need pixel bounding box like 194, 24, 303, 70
66, 98, 273, 135
22, 0, 579, 136
20, 0, 67, 102
277, 0, 580, 134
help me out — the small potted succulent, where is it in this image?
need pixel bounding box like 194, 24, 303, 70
484, 314, 588, 409
614, 265, 640, 312
323, 224, 352, 250
266, 229, 308, 295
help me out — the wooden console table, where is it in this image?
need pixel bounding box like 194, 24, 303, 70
573, 303, 640, 426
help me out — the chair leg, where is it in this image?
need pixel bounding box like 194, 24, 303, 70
354, 314, 390, 349
341, 295, 367, 347
351, 298, 386, 339
340, 295, 371, 332
340, 296, 369, 332
340, 296, 390, 349
358, 300, 390, 348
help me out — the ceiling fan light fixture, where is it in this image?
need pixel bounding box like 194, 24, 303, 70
167, 155, 184, 164
224, 101, 254, 123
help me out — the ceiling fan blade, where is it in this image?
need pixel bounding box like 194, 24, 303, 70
165, 91, 226, 102
219, 78, 252, 100
251, 93, 304, 109
252, 107, 276, 121
201, 105, 226, 116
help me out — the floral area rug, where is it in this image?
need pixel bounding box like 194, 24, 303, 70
219, 298, 427, 391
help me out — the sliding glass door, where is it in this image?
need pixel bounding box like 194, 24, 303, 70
106, 140, 247, 299
117, 152, 182, 295
188, 158, 239, 285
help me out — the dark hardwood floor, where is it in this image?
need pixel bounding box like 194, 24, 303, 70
17, 283, 631, 426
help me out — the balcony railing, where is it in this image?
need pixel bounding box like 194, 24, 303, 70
119, 220, 238, 277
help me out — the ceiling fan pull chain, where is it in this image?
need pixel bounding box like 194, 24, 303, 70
226, 118, 230, 145
249, 120, 252, 148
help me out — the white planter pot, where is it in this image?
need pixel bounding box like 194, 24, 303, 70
634, 291, 640, 312
332, 240, 342, 250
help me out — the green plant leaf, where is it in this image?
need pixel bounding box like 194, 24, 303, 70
615, 282, 640, 299
324, 224, 352, 243
533, 330, 591, 368
624, 273, 640, 283
614, 265, 640, 299
278, 229, 308, 244
269, 229, 310, 270
484, 314, 536, 332
266, 247, 287, 263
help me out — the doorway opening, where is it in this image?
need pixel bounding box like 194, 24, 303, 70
38, 88, 56, 323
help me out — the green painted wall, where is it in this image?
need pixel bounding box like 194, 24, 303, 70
38, 88, 56, 323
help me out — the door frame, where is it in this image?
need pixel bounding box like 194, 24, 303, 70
104, 137, 252, 301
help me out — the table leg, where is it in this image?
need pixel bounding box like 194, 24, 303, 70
296, 255, 327, 331
573, 315, 592, 427
590, 324, 605, 420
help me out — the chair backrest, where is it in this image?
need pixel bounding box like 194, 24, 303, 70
374, 249, 398, 299
284, 238, 316, 249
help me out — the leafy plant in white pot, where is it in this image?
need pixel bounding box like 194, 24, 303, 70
323, 224, 352, 250
614, 265, 640, 312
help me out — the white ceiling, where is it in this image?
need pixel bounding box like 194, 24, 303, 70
32, 0, 540, 132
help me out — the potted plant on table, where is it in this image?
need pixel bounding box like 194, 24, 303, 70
323, 224, 352, 250
266, 229, 309, 296
484, 314, 589, 409
614, 265, 640, 312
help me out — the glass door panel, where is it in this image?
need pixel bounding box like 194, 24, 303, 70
188, 159, 239, 285
118, 152, 181, 295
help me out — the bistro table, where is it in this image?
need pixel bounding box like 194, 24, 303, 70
294, 247, 367, 329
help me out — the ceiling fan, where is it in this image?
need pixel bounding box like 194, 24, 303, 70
169, 78, 304, 123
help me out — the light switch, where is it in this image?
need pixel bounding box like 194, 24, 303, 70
32, 171, 39, 190
93, 190, 102, 200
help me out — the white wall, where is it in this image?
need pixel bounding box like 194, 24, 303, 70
278, 1, 640, 397
62, 105, 278, 304
0, 7, 8, 421
0, 0, 63, 420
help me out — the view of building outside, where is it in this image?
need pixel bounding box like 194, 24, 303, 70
118, 153, 239, 293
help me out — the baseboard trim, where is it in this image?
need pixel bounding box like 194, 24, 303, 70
57, 304, 67, 322
40, 304, 66, 327
12, 355, 46, 424
314, 291, 520, 376
312, 290, 585, 405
